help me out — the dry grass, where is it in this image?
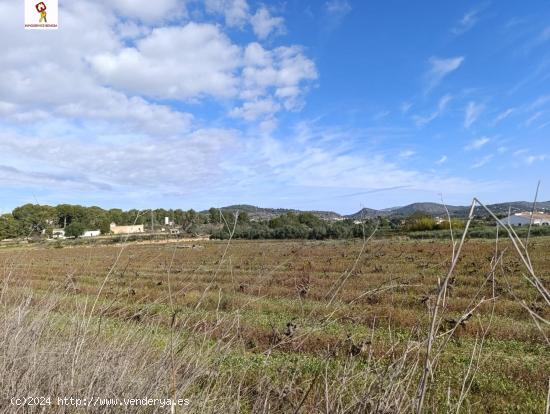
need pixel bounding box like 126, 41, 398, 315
0, 231, 548, 412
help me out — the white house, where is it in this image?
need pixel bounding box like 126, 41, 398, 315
502, 212, 550, 226
110, 223, 144, 234
82, 230, 101, 237
52, 229, 65, 239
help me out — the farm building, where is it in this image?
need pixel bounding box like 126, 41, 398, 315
502, 212, 550, 226
110, 223, 144, 234
82, 230, 101, 237
51, 229, 65, 239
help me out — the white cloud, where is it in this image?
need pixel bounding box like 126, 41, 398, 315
0, 164, 111, 191
525, 111, 544, 127
205, 0, 249, 28
436, 155, 448, 165
513, 148, 528, 157
0, 0, 193, 137
238, 43, 318, 118
0, 0, 322, 203
250, 7, 285, 39
248, 130, 482, 195
527, 95, 550, 111
325, 0, 352, 22
116, 21, 151, 39
465, 136, 490, 150
426, 56, 464, 91
88, 25, 315, 121
0, 0, 492, 206
399, 150, 416, 159
101, 0, 184, 22
471, 154, 493, 169
513, 149, 549, 165
89, 23, 241, 100
204, 1, 285, 41
525, 154, 548, 164
452, 9, 480, 35
491, 108, 515, 126
0, 126, 238, 191
413, 94, 452, 126
464, 101, 484, 129
229, 98, 280, 121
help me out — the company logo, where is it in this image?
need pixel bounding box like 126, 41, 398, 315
25, 0, 58, 30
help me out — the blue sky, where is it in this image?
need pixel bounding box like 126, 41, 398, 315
0, 0, 549, 214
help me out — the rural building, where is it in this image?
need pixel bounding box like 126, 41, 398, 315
502, 212, 550, 226
110, 223, 144, 234
82, 230, 101, 237
52, 229, 65, 239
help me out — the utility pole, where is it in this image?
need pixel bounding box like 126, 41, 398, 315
151, 210, 154, 233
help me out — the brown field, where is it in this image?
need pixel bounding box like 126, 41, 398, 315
0, 237, 548, 413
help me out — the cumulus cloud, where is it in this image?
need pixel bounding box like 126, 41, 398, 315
102, 0, 184, 22
250, 7, 285, 39
0, 0, 321, 203
229, 99, 281, 121
89, 23, 241, 100
237, 43, 318, 118
0, 0, 488, 207
205, 0, 249, 28
88, 24, 315, 121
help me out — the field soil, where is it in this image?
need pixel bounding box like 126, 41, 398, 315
0, 238, 548, 413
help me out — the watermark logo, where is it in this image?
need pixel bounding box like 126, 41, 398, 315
25, 0, 58, 30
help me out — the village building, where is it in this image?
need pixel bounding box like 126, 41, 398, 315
502, 212, 550, 226
110, 223, 144, 234
82, 230, 101, 237
51, 229, 65, 239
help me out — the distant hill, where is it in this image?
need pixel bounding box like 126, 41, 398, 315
388, 203, 466, 217
344, 207, 380, 219
475, 201, 550, 216
204, 201, 550, 222
346, 201, 550, 219
202, 204, 342, 220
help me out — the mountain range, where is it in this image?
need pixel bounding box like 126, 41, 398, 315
208, 201, 550, 221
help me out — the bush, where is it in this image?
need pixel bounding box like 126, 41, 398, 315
64, 222, 85, 238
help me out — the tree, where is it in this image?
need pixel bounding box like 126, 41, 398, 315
0, 214, 23, 239
108, 208, 124, 225
65, 222, 85, 238
209, 208, 220, 223
55, 204, 75, 228
12, 204, 56, 234
237, 211, 250, 223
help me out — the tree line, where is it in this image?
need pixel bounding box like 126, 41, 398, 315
211, 212, 372, 240
0, 204, 215, 240
1, 203, 474, 241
